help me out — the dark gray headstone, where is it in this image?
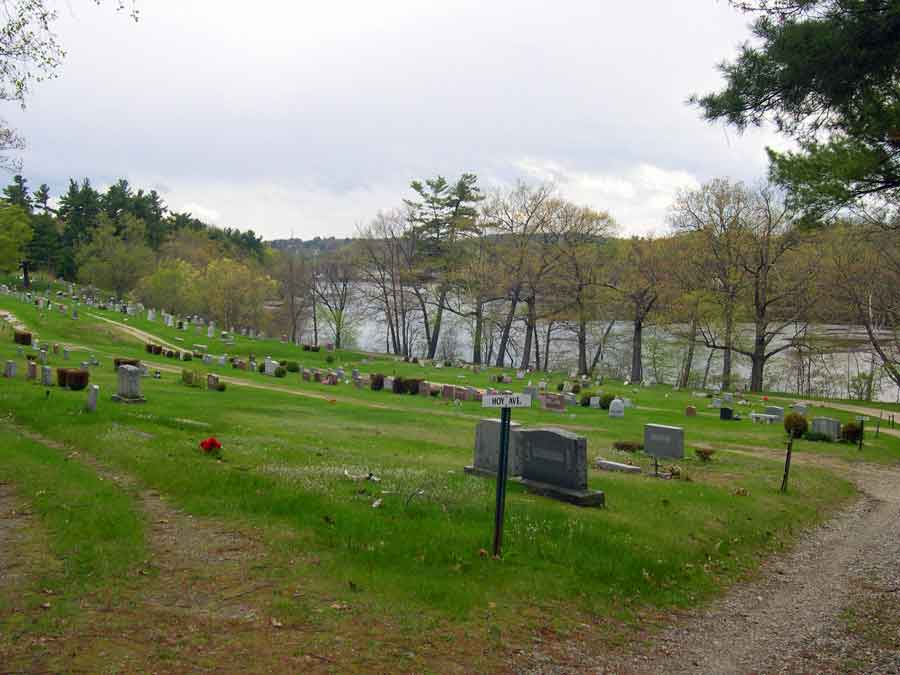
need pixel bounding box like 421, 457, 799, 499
518, 428, 604, 507
812, 417, 841, 441
643, 424, 684, 459
465, 418, 523, 477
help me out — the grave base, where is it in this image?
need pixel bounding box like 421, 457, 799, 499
463, 465, 520, 479
111, 394, 146, 404
595, 459, 641, 474
518, 478, 605, 507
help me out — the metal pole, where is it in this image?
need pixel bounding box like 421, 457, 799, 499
492, 406, 511, 557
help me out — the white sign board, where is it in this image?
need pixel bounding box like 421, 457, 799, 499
482, 393, 532, 408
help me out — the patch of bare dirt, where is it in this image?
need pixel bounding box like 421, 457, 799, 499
519, 461, 900, 674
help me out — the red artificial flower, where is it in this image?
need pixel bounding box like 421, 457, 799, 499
763, 396, 769, 401
199, 437, 222, 452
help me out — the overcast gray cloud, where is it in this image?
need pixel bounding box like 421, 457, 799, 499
5, 0, 786, 240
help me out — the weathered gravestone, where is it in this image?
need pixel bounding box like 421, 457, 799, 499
264, 356, 276, 376
711, 397, 723, 408
609, 398, 625, 418
596, 459, 641, 474
465, 418, 524, 477
791, 403, 809, 417
207, 374, 220, 389
589, 396, 601, 409
419, 380, 431, 397
643, 424, 684, 459
685, 405, 697, 417
112, 365, 144, 403
812, 417, 841, 441
85, 384, 99, 412
539, 393, 565, 411
765, 406, 785, 421
518, 428, 605, 507
40, 365, 53, 386
3, 360, 15, 378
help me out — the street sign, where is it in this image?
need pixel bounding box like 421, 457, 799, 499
483, 393, 532, 408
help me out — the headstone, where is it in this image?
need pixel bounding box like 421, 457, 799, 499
264, 356, 276, 376
791, 403, 809, 417
812, 417, 841, 441
765, 406, 785, 421
563, 393, 578, 408
441, 384, 454, 400
589, 396, 601, 409
63, 347, 69, 360
219, 355, 227, 367
71, 307, 78, 320
3, 360, 15, 378
723, 392, 734, 403
720, 407, 734, 421
465, 418, 524, 477
711, 398, 723, 408
112, 365, 145, 403
207, 325, 215, 339
41, 365, 53, 386
623, 398, 634, 408
419, 380, 431, 396
539, 393, 565, 411
685, 405, 697, 417
643, 424, 684, 459
523, 385, 539, 399
207, 373, 220, 389
85, 384, 99, 412
609, 398, 625, 418
518, 428, 604, 507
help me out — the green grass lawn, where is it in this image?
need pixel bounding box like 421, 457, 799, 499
0, 289, 893, 646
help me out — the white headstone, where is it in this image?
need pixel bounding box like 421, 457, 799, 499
609, 398, 625, 418
41, 365, 53, 386
86, 384, 99, 412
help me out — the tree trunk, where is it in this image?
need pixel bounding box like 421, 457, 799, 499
533, 321, 541, 372
495, 289, 520, 368
312, 298, 318, 346
678, 315, 698, 389
702, 349, 714, 390
519, 299, 536, 371
577, 318, 588, 375
21, 261, 30, 289
543, 320, 554, 371
427, 287, 448, 360
722, 304, 734, 390
630, 319, 643, 382
472, 299, 483, 365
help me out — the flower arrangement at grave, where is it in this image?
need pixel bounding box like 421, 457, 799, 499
199, 437, 222, 459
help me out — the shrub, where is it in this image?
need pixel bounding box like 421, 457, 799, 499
66, 370, 89, 391
181, 369, 195, 386
215, 382, 227, 392
325, 354, 335, 364
392, 376, 407, 394
556, 382, 565, 392
56, 368, 72, 387
694, 447, 715, 462
14, 330, 32, 346
405, 379, 422, 395
613, 441, 643, 452
579, 393, 592, 407
803, 431, 832, 443
302, 344, 310, 352
411, 357, 419, 364
430, 387, 440, 397
311, 345, 321, 352
182, 353, 192, 362
257, 363, 266, 373
599, 393, 616, 410
371, 373, 385, 391
572, 383, 581, 394
444, 360, 452, 367
286, 361, 299, 373
113, 357, 141, 371
841, 422, 862, 443
274, 366, 287, 378
145, 343, 153, 354
165, 350, 175, 359
784, 412, 808, 439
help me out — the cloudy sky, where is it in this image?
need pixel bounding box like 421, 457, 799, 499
6, 0, 786, 240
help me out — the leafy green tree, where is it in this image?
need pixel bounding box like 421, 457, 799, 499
75, 214, 153, 297
136, 259, 201, 316
693, 1, 900, 217
203, 258, 273, 329
2, 175, 31, 212
0, 203, 32, 273
26, 212, 61, 272
58, 178, 102, 278
33, 183, 51, 213
404, 173, 483, 358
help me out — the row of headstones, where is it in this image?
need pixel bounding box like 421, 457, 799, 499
536, 392, 633, 417
3, 360, 103, 411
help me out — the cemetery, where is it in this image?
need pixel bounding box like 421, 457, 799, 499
1, 285, 898, 670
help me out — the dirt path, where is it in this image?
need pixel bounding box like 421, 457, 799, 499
521, 458, 900, 674
6, 427, 313, 672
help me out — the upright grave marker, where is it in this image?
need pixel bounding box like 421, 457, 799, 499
482, 392, 531, 557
